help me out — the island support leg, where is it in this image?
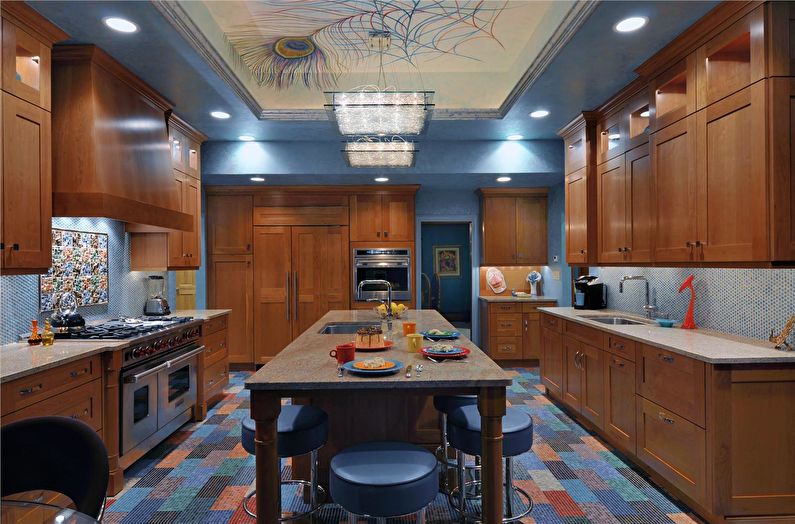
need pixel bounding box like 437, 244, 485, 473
479, 386, 506, 524
251, 391, 282, 524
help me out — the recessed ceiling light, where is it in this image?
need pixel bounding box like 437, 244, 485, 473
374, 177, 389, 182
497, 176, 512, 183
608, 133, 621, 140
614, 16, 647, 33
238, 135, 255, 141
640, 110, 650, 118
529, 110, 549, 118
104, 17, 138, 33
506, 134, 523, 141
250, 177, 265, 182
210, 111, 230, 119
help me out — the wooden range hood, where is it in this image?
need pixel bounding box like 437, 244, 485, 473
50, 45, 192, 231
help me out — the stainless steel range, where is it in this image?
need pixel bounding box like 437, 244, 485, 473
85, 317, 204, 469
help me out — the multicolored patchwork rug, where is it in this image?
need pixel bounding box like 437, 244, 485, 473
104, 369, 702, 523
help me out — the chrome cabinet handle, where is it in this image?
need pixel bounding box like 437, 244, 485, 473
658, 412, 675, 425
19, 384, 43, 396
658, 353, 675, 364
524, 319, 528, 332
285, 272, 290, 321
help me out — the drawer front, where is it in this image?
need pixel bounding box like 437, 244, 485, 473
204, 359, 229, 394
490, 337, 523, 360
540, 313, 562, 333
204, 315, 228, 335
489, 303, 520, 313
2, 379, 103, 431
490, 314, 522, 337
203, 330, 228, 368
637, 397, 707, 506
563, 320, 601, 344
604, 354, 637, 455
1, 356, 101, 415
638, 345, 705, 427
604, 334, 637, 362
521, 301, 556, 313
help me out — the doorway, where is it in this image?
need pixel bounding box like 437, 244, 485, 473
419, 222, 472, 337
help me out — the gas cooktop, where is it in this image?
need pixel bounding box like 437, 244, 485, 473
71, 316, 194, 340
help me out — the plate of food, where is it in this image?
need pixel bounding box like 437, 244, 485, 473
421, 344, 470, 359
343, 358, 404, 375
420, 329, 461, 340
354, 326, 394, 351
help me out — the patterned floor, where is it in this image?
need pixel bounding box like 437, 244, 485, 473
105, 369, 702, 523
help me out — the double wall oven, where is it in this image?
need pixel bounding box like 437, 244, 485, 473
353, 248, 412, 302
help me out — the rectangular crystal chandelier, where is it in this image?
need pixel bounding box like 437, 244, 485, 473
325, 90, 434, 136
343, 139, 417, 168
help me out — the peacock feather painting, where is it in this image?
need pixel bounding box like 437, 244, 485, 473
221, 0, 511, 91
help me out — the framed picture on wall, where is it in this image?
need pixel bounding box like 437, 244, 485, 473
434, 245, 460, 277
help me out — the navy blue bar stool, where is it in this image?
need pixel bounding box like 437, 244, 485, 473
330, 441, 439, 523
433, 395, 478, 493
446, 405, 534, 523
241, 404, 328, 521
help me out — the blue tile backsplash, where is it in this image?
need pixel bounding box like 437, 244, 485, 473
589, 266, 795, 342
0, 218, 173, 344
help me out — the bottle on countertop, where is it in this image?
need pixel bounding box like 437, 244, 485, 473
42, 319, 55, 347
27, 320, 42, 346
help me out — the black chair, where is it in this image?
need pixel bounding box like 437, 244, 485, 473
1, 416, 109, 519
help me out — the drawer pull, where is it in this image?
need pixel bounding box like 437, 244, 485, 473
19, 384, 43, 396
657, 412, 675, 425
613, 358, 625, 368
70, 368, 89, 378
499, 323, 512, 328
71, 408, 89, 419
612, 342, 625, 350
658, 354, 675, 364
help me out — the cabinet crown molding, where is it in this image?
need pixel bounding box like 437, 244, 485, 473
1, 2, 68, 44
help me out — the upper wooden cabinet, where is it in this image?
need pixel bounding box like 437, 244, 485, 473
650, 54, 697, 133
478, 188, 548, 266
770, 78, 795, 262
349, 192, 415, 242
564, 125, 587, 175
624, 89, 650, 151
596, 108, 625, 165
559, 113, 597, 266
596, 156, 626, 264
207, 194, 253, 255
565, 168, 590, 265
169, 115, 202, 179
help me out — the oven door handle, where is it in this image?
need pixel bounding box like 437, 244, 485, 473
165, 346, 205, 369
124, 362, 168, 384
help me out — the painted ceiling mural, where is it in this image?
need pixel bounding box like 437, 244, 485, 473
173, 0, 582, 115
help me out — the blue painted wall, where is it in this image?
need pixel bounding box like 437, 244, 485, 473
420, 223, 472, 317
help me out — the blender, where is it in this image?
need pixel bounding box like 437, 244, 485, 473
144, 275, 171, 316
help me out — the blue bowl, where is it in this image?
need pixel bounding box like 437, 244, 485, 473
656, 318, 675, 328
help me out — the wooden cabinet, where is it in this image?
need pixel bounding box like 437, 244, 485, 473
1, 17, 53, 110
624, 89, 650, 151
596, 109, 625, 165
166, 172, 201, 268
624, 144, 653, 263
253, 225, 350, 364
596, 156, 626, 263
561, 336, 605, 429
560, 114, 597, 266
208, 255, 253, 364
770, 77, 795, 262
637, 344, 705, 427
650, 55, 697, 132
540, 325, 563, 397
350, 193, 414, 242
481, 301, 555, 362
197, 313, 230, 418
603, 353, 636, 454
522, 312, 541, 359
207, 194, 253, 254
564, 125, 587, 174
169, 124, 201, 178
565, 168, 589, 264
479, 188, 548, 265
562, 336, 583, 411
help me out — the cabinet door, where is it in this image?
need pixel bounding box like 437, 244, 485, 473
564, 126, 587, 174
321, 226, 350, 312
540, 327, 563, 397
596, 156, 627, 263
515, 195, 547, 264
1, 92, 51, 271
208, 255, 253, 364
291, 226, 324, 337
580, 343, 605, 429
770, 78, 795, 261
253, 227, 292, 364
625, 144, 653, 263
1, 19, 51, 110
696, 82, 767, 262
482, 196, 517, 265
650, 55, 697, 132
169, 128, 185, 172
604, 354, 636, 454
207, 195, 252, 254
349, 194, 383, 241
522, 314, 541, 360
565, 168, 589, 264
562, 337, 583, 412
596, 110, 625, 165
625, 89, 650, 151
167, 173, 186, 267
382, 194, 414, 241
182, 176, 201, 267
183, 137, 200, 179
651, 114, 698, 262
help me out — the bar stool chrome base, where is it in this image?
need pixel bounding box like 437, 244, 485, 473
346, 507, 426, 524
437, 412, 482, 497
243, 448, 327, 522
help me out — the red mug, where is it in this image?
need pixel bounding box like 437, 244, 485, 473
329, 343, 355, 364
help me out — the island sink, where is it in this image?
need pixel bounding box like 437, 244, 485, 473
318, 322, 380, 334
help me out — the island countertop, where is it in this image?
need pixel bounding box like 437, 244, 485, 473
245, 309, 511, 390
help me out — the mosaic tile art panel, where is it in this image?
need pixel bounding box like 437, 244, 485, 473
589, 267, 795, 343
104, 370, 703, 524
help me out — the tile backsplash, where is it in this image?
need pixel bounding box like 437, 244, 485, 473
0, 218, 173, 344
589, 267, 795, 342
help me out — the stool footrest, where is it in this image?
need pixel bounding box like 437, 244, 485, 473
243, 480, 327, 522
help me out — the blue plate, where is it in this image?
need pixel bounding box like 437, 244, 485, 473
343, 359, 404, 376
423, 346, 467, 356
420, 330, 461, 340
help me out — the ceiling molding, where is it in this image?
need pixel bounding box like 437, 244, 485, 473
154, 0, 598, 121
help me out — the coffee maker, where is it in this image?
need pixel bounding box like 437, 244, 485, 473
144, 275, 171, 316
573, 275, 607, 310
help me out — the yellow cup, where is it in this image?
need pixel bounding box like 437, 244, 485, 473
407, 333, 423, 353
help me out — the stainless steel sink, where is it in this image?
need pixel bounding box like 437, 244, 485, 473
319, 322, 380, 334
581, 316, 645, 326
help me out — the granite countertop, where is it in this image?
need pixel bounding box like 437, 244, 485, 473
479, 295, 558, 303
1, 309, 232, 383
245, 309, 511, 391
538, 307, 795, 364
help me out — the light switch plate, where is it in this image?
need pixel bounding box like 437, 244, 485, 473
551, 270, 561, 280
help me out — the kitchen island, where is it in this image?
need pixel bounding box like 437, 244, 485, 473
245, 309, 512, 523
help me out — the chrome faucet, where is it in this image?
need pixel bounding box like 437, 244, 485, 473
619, 275, 658, 319
358, 279, 393, 332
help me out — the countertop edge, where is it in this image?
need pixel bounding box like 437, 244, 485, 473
537, 307, 795, 364
0, 343, 123, 384
172, 309, 231, 320
478, 296, 558, 303
244, 379, 514, 391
